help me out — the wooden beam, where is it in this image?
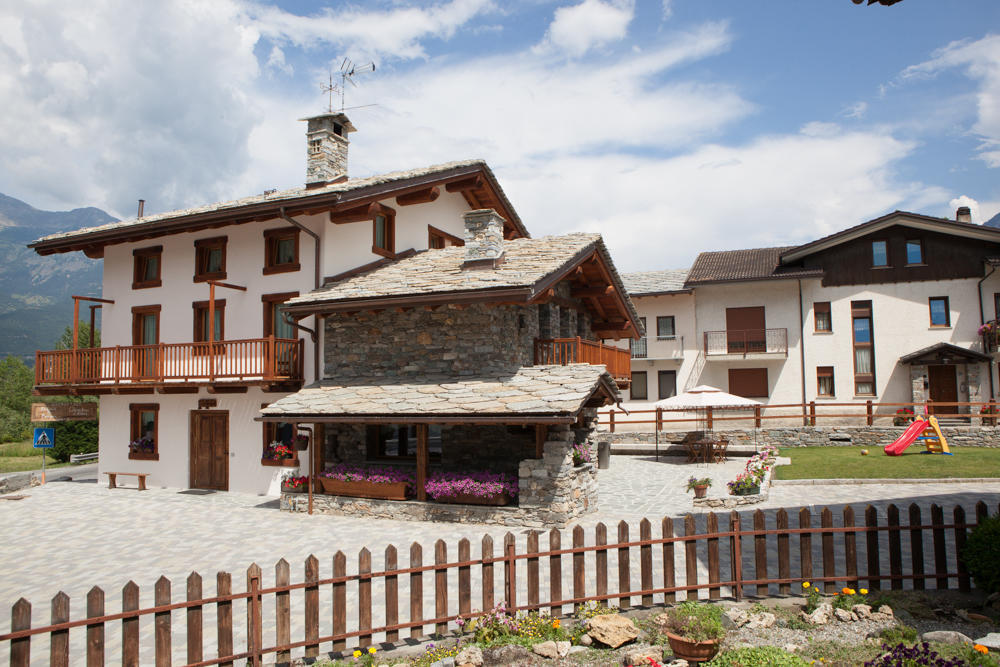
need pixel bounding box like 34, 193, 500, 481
113, 387, 156, 395
395, 186, 440, 206
535, 425, 547, 459
157, 386, 200, 394
571, 285, 614, 298
82, 246, 104, 259
444, 176, 483, 193
416, 424, 429, 502
207, 385, 249, 394
329, 201, 395, 224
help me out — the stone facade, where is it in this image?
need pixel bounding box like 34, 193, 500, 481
909, 363, 983, 409
304, 113, 352, 185
462, 209, 506, 265
604, 425, 1000, 448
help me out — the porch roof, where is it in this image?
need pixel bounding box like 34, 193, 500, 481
259, 364, 620, 424
898, 342, 990, 365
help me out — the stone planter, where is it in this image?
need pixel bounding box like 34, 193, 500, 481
665, 632, 720, 663
318, 478, 409, 500
261, 457, 299, 467
693, 485, 709, 499
434, 492, 513, 506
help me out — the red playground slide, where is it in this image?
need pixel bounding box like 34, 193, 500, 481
884, 419, 927, 456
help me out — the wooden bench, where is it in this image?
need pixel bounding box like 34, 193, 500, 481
103, 472, 149, 491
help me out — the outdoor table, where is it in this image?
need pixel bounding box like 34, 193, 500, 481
695, 438, 716, 464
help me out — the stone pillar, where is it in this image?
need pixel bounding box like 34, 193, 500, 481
910, 365, 927, 404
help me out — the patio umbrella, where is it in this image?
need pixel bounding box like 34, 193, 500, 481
653, 385, 762, 459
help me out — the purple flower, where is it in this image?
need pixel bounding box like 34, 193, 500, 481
424, 471, 518, 500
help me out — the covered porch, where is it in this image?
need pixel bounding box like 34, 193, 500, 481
899, 342, 991, 414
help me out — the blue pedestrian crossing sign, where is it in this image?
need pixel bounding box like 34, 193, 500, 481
33, 428, 54, 449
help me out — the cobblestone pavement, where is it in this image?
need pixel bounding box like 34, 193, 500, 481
1, 456, 998, 665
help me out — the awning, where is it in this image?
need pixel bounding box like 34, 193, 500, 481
898, 342, 990, 365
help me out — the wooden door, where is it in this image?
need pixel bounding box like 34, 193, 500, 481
190, 411, 229, 490
725, 307, 765, 353
927, 365, 957, 415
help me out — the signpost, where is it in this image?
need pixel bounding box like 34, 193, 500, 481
33, 427, 55, 484
30, 402, 97, 422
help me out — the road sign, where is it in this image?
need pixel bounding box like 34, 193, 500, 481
33, 428, 55, 449
31, 402, 98, 422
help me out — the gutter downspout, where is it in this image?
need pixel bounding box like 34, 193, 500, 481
978, 264, 997, 399
279, 207, 321, 384
798, 279, 807, 425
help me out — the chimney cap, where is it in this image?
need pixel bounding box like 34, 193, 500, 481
956, 205, 972, 222
298, 111, 357, 133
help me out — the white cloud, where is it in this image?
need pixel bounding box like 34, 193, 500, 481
661, 0, 673, 21
903, 34, 1000, 168
843, 101, 868, 119
536, 0, 635, 58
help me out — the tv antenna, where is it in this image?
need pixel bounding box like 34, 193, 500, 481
322, 58, 375, 112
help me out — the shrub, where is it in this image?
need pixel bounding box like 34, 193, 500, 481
47, 420, 98, 463
709, 646, 808, 666
963, 512, 1000, 594
878, 623, 918, 645
658, 601, 725, 642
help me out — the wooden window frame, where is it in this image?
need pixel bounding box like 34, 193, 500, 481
372, 210, 396, 258
192, 300, 225, 348
728, 368, 769, 398
928, 296, 951, 327
129, 403, 159, 461
262, 292, 300, 338
630, 371, 648, 400
365, 424, 442, 461
656, 316, 676, 339
131, 305, 161, 346
263, 227, 301, 275
814, 301, 832, 333
851, 300, 876, 396
817, 366, 835, 398
871, 240, 889, 268
261, 403, 300, 464
428, 225, 464, 249
193, 236, 227, 282
132, 245, 162, 289
905, 239, 924, 266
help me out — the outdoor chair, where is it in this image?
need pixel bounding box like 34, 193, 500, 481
712, 438, 729, 463
680, 431, 703, 463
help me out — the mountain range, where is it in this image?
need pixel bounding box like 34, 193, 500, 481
0, 193, 109, 364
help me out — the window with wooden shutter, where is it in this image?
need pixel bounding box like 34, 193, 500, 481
814, 302, 831, 333
630, 371, 648, 400
728, 368, 768, 398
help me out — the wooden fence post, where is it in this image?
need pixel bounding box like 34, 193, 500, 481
89, 586, 106, 667
909, 504, 925, 591
684, 515, 698, 601
275, 561, 290, 665
360, 548, 374, 647
706, 514, 720, 600
573, 526, 585, 613
887, 505, 903, 590
754, 405, 761, 428
595, 523, 608, 603
640, 519, 654, 606
550, 529, 563, 617
216, 572, 233, 667
481, 536, 494, 612
527, 531, 539, 610
433, 542, 446, 638
776, 509, 790, 596
866, 400, 873, 426
122, 581, 141, 667
458, 539, 472, 620
333, 551, 347, 651
809, 401, 816, 427
864, 506, 880, 591
799, 508, 812, 588
730, 512, 742, 601
410, 543, 423, 639
609, 409, 615, 433
930, 505, 947, 591
656, 408, 663, 432
821, 509, 835, 593
618, 522, 631, 609
187, 571, 204, 666
754, 510, 768, 597
843, 507, 858, 589
954, 506, 970, 592
304, 556, 319, 658
11, 598, 30, 667
663, 517, 676, 604
51, 592, 69, 667
245, 566, 262, 667
504, 533, 517, 611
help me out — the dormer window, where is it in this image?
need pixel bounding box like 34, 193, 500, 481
263, 228, 300, 275
132, 245, 162, 289
906, 239, 923, 265
372, 210, 395, 258
194, 236, 227, 282
428, 225, 464, 250
872, 240, 888, 267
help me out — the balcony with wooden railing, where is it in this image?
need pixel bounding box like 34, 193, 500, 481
34, 337, 304, 393
533, 337, 632, 386
703, 328, 788, 358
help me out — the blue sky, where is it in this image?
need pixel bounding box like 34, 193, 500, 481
1, 0, 998, 270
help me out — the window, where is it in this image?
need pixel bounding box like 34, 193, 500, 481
263, 228, 300, 275
630, 371, 648, 400
631, 317, 647, 358
262, 292, 299, 339
852, 300, 875, 395
817, 367, 835, 397
132, 246, 162, 289
194, 236, 227, 282
372, 211, 396, 258
872, 240, 888, 267
728, 368, 769, 398
366, 425, 442, 459
428, 225, 463, 249
192, 300, 225, 350
656, 316, 676, 339
929, 296, 950, 327
814, 302, 831, 333
658, 370, 677, 400
129, 403, 158, 460
906, 239, 923, 265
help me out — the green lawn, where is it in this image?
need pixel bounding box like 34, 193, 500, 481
775, 446, 1000, 480
0, 440, 68, 474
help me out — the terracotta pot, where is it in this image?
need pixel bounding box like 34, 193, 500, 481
434, 492, 513, 506
665, 631, 720, 663
693, 485, 708, 499
318, 478, 409, 500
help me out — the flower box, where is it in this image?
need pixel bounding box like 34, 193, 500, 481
731, 485, 760, 496
261, 457, 299, 467
318, 478, 409, 500
128, 451, 159, 461
434, 492, 513, 506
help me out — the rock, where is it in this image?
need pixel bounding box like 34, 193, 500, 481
429, 659, 455, 667
877, 605, 894, 617
532, 641, 559, 659
578, 633, 593, 646
957, 609, 972, 622
664, 661, 688, 667
567, 645, 588, 655
974, 633, 1000, 650
801, 603, 833, 625
834, 607, 854, 622
623, 647, 663, 665
586, 614, 640, 648
853, 604, 872, 619
723, 608, 749, 628
482, 645, 534, 666
556, 641, 571, 658
455, 645, 483, 666
921, 630, 973, 645
746, 612, 776, 630
783, 644, 799, 653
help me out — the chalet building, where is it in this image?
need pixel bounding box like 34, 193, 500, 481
616, 208, 1000, 417
28, 112, 641, 524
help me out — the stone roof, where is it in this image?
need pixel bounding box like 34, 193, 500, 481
30, 159, 527, 246
620, 270, 690, 295
260, 364, 620, 420
898, 342, 990, 364
685, 247, 823, 285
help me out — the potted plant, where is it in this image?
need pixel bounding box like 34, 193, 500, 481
318, 464, 415, 500
128, 436, 157, 460
425, 471, 518, 506
261, 441, 298, 467
893, 407, 915, 426
980, 403, 998, 427
281, 475, 308, 493
656, 601, 725, 663
685, 476, 712, 499
571, 442, 592, 467
294, 434, 310, 451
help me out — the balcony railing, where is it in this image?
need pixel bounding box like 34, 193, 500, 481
703, 328, 788, 357
35, 337, 304, 387
534, 337, 632, 384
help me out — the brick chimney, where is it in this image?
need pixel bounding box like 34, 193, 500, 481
299, 112, 356, 189
462, 209, 507, 269
956, 206, 972, 223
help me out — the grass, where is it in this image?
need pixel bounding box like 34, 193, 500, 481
775, 446, 1000, 480
0, 440, 68, 474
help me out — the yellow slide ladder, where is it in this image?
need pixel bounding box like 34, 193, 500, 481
919, 416, 951, 454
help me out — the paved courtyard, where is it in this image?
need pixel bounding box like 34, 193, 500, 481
1, 455, 998, 664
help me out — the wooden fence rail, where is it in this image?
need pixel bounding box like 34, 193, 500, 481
3, 501, 995, 666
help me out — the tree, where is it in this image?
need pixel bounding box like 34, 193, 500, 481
54, 322, 101, 350
0, 356, 33, 442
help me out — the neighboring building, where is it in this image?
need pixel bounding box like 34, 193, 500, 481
28, 112, 640, 520
616, 207, 1000, 415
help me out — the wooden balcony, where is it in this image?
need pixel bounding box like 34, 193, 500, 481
34, 337, 304, 394
703, 328, 788, 358
534, 337, 632, 386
